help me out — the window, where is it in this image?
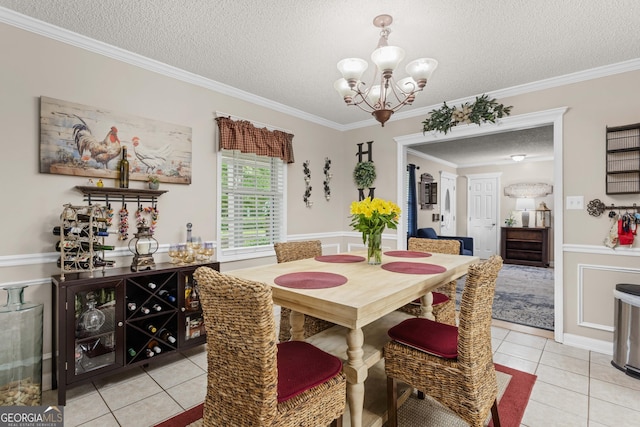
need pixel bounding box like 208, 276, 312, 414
218, 149, 286, 260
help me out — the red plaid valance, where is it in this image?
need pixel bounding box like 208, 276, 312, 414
216, 117, 295, 164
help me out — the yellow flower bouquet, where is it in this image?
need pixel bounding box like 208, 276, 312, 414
349, 197, 401, 264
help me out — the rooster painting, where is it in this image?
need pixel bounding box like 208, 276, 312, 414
132, 136, 173, 173
73, 116, 122, 169
40, 97, 191, 183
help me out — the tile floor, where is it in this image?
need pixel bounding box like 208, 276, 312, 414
43, 316, 640, 427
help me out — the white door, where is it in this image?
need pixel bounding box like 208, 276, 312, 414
439, 171, 457, 235
467, 174, 500, 259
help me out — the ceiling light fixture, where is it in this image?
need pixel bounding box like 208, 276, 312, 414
511, 154, 526, 162
334, 14, 438, 127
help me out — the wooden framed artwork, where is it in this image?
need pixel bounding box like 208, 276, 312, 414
40, 96, 192, 184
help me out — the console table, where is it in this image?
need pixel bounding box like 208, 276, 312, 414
500, 227, 550, 267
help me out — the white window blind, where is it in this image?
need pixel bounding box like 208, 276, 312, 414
219, 149, 285, 258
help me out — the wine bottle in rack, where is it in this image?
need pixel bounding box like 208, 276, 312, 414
151, 303, 162, 312
53, 225, 115, 237
76, 214, 109, 223
145, 323, 157, 334
127, 302, 137, 312
128, 348, 137, 357
139, 306, 151, 315
158, 328, 177, 344
55, 241, 116, 252
147, 282, 157, 290
158, 289, 176, 303
144, 348, 155, 358
147, 340, 162, 354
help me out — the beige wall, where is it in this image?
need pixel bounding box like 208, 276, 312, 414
459, 160, 555, 260
2, 20, 640, 384
344, 69, 640, 353
0, 23, 348, 386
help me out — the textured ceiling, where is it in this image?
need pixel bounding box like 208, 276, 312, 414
411, 126, 554, 167
1, 1, 639, 163
1, 0, 640, 128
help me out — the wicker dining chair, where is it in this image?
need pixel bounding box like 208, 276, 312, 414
193, 266, 346, 427
395, 237, 461, 326
274, 240, 335, 342
385, 255, 503, 427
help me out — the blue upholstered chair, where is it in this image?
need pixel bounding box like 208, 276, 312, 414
416, 228, 474, 256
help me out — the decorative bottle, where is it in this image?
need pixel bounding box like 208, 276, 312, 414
189, 280, 200, 311
118, 145, 129, 189
184, 277, 192, 311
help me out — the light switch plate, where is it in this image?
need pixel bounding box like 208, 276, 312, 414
566, 196, 584, 210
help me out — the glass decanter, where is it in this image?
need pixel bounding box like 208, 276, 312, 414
79, 292, 105, 332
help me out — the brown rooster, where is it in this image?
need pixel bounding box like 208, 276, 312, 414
73, 116, 122, 168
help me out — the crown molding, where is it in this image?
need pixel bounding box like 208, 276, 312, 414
0, 7, 345, 131
2, 7, 639, 133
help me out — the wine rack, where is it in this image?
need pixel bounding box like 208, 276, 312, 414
56, 203, 115, 280
51, 262, 219, 405
125, 271, 180, 364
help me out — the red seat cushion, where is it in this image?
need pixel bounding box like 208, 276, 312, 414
277, 341, 343, 402
388, 317, 458, 359
409, 291, 449, 306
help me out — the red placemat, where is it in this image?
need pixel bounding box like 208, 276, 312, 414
384, 250, 432, 258
314, 254, 366, 263
381, 262, 447, 274
274, 272, 348, 289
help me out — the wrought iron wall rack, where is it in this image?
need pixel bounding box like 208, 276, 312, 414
587, 199, 638, 217
75, 186, 167, 206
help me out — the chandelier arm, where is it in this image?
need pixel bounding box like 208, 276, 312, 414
388, 80, 423, 112
350, 91, 379, 112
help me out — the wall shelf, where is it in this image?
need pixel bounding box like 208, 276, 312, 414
606, 123, 640, 195
75, 186, 167, 205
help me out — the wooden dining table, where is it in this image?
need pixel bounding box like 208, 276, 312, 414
227, 249, 479, 427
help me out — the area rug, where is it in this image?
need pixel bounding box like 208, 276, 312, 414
154, 363, 536, 427
457, 263, 554, 331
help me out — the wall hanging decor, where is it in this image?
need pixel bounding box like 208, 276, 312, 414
40, 96, 193, 184
303, 160, 312, 207
323, 158, 332, 201
418, 173, 437, 210
354, 141, 376, 200
422, 94, 513, 135
503, 183, 553, 198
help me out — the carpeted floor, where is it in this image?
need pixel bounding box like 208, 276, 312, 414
457, 263, 554, 330
156, 363, 536, 427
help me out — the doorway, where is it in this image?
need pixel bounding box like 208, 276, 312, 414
467, 173, 500, 259
394, 107, 567, 343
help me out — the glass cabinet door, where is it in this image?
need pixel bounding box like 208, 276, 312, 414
180, 270, 206, 346
69, 279, 124, 381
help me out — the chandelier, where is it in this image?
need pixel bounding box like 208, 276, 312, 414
334, 14, 438, 127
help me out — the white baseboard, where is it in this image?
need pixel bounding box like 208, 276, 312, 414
563, 333, 613, 356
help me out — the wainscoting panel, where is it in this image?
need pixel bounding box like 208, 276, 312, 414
578, 263, 640, 331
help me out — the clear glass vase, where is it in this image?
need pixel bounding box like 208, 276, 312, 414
367, 230, 383, 265
0, 286, 43, 406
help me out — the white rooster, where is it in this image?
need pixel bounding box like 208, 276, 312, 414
131, 136, 173, 173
